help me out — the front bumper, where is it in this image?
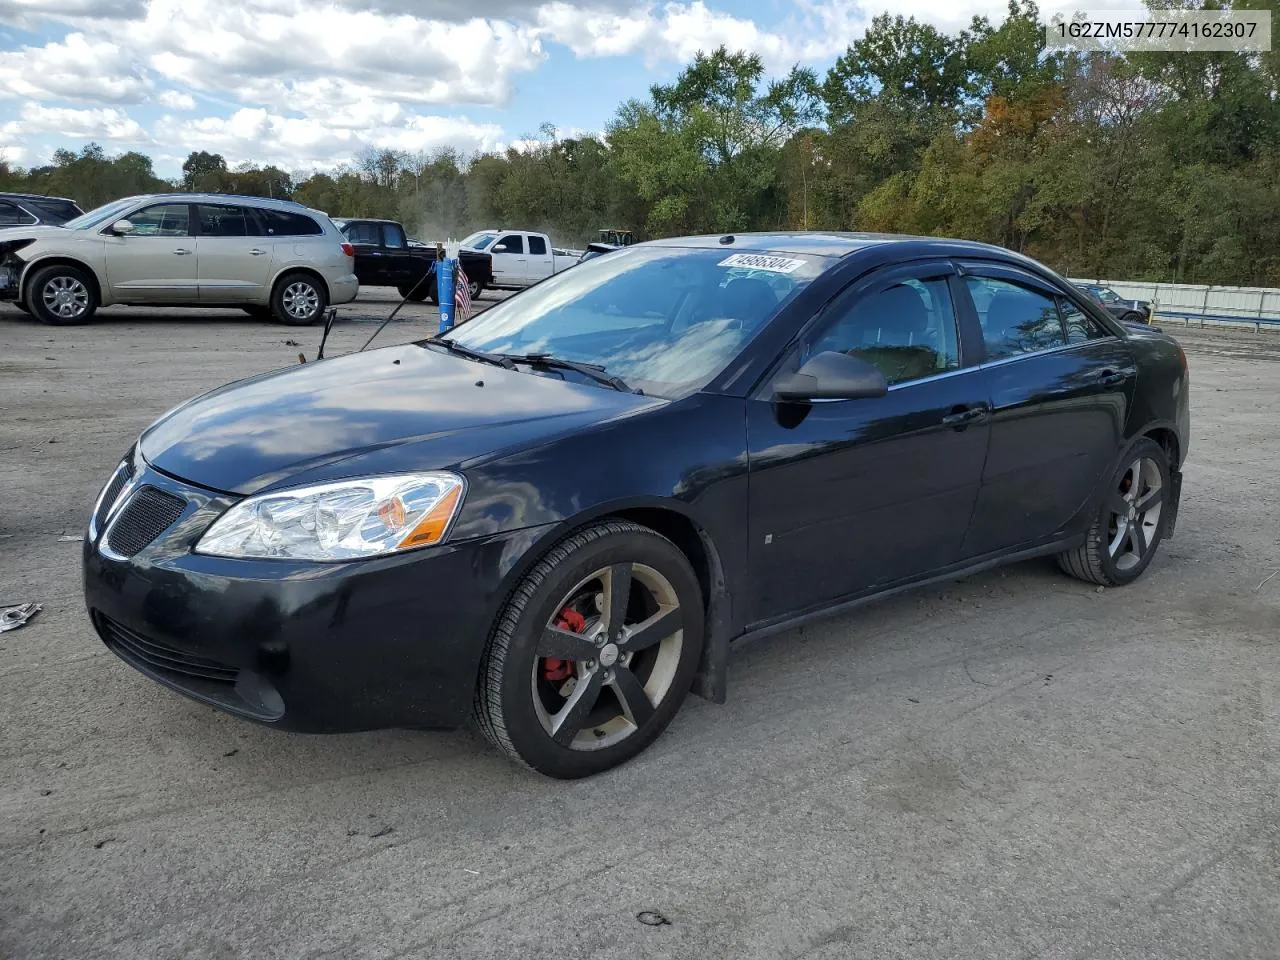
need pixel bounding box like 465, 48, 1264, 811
83, 458, 554, 732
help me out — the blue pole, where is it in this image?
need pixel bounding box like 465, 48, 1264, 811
437, 257, 455, 334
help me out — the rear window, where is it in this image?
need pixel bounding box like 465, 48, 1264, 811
26, 198, 81, 223
256, 208, 323, 236
0, 201, 36, 226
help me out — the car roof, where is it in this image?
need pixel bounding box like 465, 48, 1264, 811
644, 231, 1029, 261
108, 193, 323, 214
0, 191, 79, 204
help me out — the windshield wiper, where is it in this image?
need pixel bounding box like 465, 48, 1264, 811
425, 337, 514, 369
501, 353, 637, 393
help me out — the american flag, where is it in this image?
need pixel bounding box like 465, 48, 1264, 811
455, 263, 473, 322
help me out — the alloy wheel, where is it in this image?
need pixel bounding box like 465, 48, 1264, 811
532, 562, 683, 750
1107, 456, 1163, 571
41, 276, 89, 320
283, 281, 319, 320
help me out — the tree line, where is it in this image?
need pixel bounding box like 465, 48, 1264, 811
2, 1, 1278, 286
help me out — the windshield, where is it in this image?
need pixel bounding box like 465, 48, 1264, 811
460, 231, 498, 250
1088, 285, 1120, 302
449, 246, 825, 398
62, 198, 138, 231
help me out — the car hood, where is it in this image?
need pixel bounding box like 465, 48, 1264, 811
139, 342, 660, 495
0, 225, 66, 244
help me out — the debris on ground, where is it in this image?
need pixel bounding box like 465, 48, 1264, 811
0, 603, 42, 633
636, 911, 671, 927
284, 339, 300, 346
57, 535, 84, 542
370, 825, 394, 839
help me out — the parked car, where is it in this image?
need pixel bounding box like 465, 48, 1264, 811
1077, 283, 1151, 325
0, 192, 84, 226
83, 232, 1189, 778
0, 193, 357, 325
457, 229, 579, 289
334, 217, 492, 303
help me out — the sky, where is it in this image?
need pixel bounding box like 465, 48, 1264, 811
0, 0, 1141, 179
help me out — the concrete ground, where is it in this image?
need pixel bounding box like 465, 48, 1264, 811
1, 296, 1277, 960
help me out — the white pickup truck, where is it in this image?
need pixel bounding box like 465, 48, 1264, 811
455, 229, 582, 290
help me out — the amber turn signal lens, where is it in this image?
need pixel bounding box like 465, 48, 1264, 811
399, 485, 463, 547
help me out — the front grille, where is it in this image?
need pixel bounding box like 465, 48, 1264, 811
106, 486, 187, 557
96, 614, 240, 685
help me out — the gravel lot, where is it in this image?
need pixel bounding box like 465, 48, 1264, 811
1, 296, 1278, 960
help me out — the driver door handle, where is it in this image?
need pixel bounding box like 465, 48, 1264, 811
173, 248, 192, 256
941, 405, 989, 428
1097, 368, 1129, 386
249, 248, 267, 256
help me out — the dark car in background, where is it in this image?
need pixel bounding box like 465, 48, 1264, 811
334, 217, 492, 303
0, 192, 84, 226
1078, 283, 1151, 325
83, 232, 1188, 779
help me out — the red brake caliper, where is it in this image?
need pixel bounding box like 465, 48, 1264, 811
544, 607, 586, 682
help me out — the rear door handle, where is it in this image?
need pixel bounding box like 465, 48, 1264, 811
1097, 368, 1130, 386
249, 248, 267, 256
941, 405, 989, 428
173, 248, 192, 256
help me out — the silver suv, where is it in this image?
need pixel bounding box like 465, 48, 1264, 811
0, 193, 358, 325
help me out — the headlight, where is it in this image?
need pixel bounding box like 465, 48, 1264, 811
195, 473, 465, 561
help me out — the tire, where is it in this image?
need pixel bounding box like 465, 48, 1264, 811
1057, 437, 1171, 586
474, 520, 704, 778
1121, 311, 1145, 325
427, 285, 439, 306
13, 301, 30, 314
468, 276, 484, 301
25, 263, 98, 325
271, 272, 328, 326
397, 283, 430, 303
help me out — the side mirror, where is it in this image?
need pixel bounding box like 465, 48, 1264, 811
111, 219, 134, 235
773, 351, 888, 402
491, 243, 508, 253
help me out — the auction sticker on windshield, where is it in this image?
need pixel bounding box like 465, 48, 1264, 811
717, 253, 806, 274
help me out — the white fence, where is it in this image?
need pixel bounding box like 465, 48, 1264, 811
1071, 277, 1280, 329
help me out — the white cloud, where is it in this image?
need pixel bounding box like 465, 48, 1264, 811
0, 102, 149, 141
152, 107, 504, 171
0, 0, 143, 28
156, 89, 194, 109
0, 144, 28, 164
0, 32, 151, 102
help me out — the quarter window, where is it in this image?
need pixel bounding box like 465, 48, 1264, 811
497, 234, 524, 254
528, 235, 547, 255
196, 204, 247, 237
808, 276, 961, 386
257, 208, 322, 236
966, 277, 1065, 360
127, 204, 190, 237
1058, 297, 1111, 344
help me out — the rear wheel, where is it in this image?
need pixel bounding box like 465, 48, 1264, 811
474, 520, 704, 778
397, 283, 430, 302
25, 264, 98, 325
1121, 310, 1146, 325
272, 272, 327, 325
468, 276, 483, 301
1057, 437, 1170, 586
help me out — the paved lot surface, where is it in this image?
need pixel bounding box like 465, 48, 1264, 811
1, 298, 1278, 960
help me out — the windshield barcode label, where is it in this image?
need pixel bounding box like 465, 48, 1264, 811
718, 253, 806, 274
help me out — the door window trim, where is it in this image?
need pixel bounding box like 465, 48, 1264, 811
100, 202, 195, 238
191, 203, 251, 238
751, 258, 974, 401
955, 258, 1126, 346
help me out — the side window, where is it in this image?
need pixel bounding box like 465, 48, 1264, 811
345, 221, 380, 245
257, 209, 322, 236
528, 235, 547, 255
809, 275, 961, 386
497, 233, 524, 254
1058, 296, 1111, 344
127, 204, 190, 237
0, 201, 36, 226
965, 277, 1065, 360
196, 204, 247, 237
382, 223, 407, 248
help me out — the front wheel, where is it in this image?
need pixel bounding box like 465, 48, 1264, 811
474, 520, 704, 778
272, 273, 328, 325
25, 264, 98, 325
398, 282, 430, 303
1121, 311, 1146, 325
1057, 437, 1171, 586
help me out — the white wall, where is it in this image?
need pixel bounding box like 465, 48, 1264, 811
1071, 278, 1280, 326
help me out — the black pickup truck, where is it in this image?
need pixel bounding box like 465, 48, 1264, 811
334, 218, 493, 303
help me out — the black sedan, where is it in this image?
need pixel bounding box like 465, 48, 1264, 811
83, 233, 1190, 778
